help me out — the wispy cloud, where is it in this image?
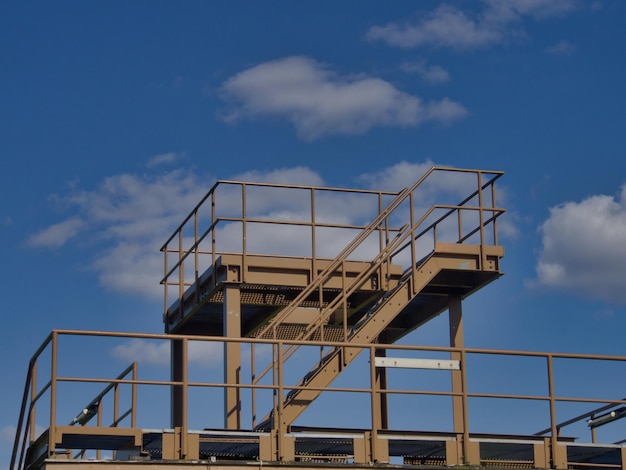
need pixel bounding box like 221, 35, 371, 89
546, 39, 575, 55
111, 338, 223, 367
530, 185, 626, 304
146, 152, 186, 168
233, 166, 324, 186
367, 0, 578, 50
27, 217, 85, 248
220, 56, 467, 140
28, 169, 209, 299
401, 61, 451, 84
27, 167, 333, 300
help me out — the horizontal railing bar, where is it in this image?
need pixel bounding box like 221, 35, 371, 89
161, 179, 404, 250
40, 329, 626, 362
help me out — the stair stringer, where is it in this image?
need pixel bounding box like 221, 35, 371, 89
263, 254, 450, 430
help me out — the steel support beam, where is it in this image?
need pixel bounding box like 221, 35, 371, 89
224, 284, 242, 429
171, 340, 184, 429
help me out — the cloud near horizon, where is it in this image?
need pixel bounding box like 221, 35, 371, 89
220, 56, 467, 140
531, 185, 626, 304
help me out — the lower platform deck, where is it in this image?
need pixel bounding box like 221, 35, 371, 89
36, 426, 626, 470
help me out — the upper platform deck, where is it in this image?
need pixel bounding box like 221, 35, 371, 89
161, 168, 506, 341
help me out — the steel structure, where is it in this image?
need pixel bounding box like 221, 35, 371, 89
11, 167, 626, 470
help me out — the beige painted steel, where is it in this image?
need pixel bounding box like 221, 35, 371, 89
11, 329, 626, 470
223, 284, 242, 430
13, 169, 625, 470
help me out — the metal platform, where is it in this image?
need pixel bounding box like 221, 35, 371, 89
10, 168, 626, 470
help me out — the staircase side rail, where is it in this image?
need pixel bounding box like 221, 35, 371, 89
391, 169, 504, 258
265, 201, 503, 420
251, 166, 470, 340
11, 332, 54, 470
284, 193, 506, 349
252, 169, 505, 386
250, 222, 411, 389
250, 185, 411, 341
534, 397, 626, 439
11, 329, 140, 470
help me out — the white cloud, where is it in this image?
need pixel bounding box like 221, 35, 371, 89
233, 166, 324, 186
367, 5, 501, 49
357, 160, 477, 200
220, 56, 467, 140
546, 39, 575, 55
27, 217, 85, 248
30, 170, 209, 299
485, 0, 578, 19
111, 339, 223, 367
367, 0, 578, 50
401, 61, 451, 84
112, 339, 170, 366
146, 152, 185, 168
531, 186, 626, 303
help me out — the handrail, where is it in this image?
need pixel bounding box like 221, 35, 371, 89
256, 197, 505, 421
11, 356, 138, 470
10, 331, 54, 470
535, 396, 626, 436
251, 169, 504, 388
11, 328, 626, 469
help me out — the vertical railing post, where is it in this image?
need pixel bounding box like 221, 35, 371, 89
113, 381, 119, 425
180, 337, 189, 459
461, 348, 470, 461
491, 180, 498, 245
163, 242, 168, 319
251, 342, 257, 429
409, 190, 417, 295
131, 361, 137, 428
29, 362, 37, 444
276, 341, 284, 460
241, 183, 247, 283
96, 401, 103, 459
369, 346, 380, 462
310, 188, 317, 282
211, 188, 217, 288
194, 209, 199, 304
178, 230, 184, 306
547, 355, 560, 468
49, 331, 58, 456
477, 171, 485, 269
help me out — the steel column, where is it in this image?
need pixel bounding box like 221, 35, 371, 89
449, 296, 472, 464
224, 283, 242, 429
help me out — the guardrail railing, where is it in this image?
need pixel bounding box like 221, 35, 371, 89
11, 329, 626, 468
160, 167, 505, 323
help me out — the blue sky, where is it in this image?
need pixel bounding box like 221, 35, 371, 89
2, 0, 626, 466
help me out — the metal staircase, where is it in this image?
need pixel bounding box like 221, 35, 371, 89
253, 169, 505, 430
